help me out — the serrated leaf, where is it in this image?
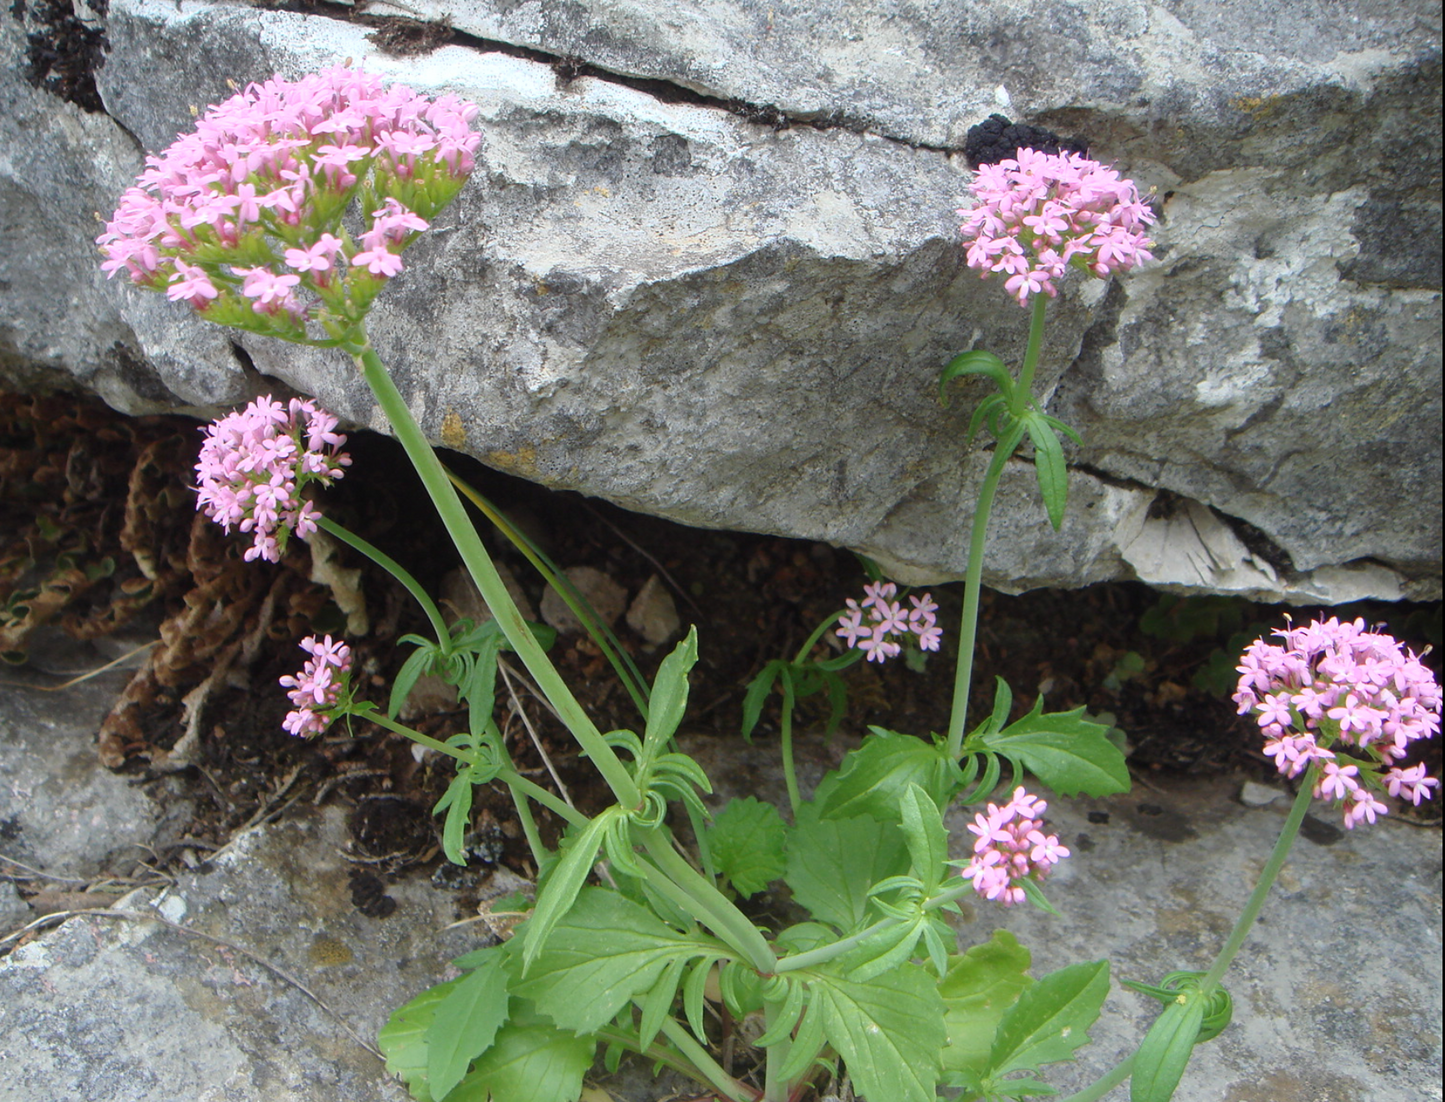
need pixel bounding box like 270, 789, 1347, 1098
704, 796, 788, 897
378, 978, 462, 1101
446, 1004, 595, 1102
812, 729, 962, 822
513, 888, 721, 1035
1023, 413, 1070, 530
939, 931, 1033, 1076
784, 808, 909, 932
897, 784, 949, 887
644, 626, 697, 756
521, 810, 617, 971
979, 700, 1130, 797
987, 960, 1109, 1080
426, 954, 511, 1100
809, 964, 947, 1102
1131, 997, 1205, 1102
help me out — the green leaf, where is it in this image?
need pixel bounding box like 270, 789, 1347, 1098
1130, 996, 1205, 1102
446, 1003, 595, 1102
389, 643, 438, 719
434, 772, 475, 867
966, 393, 1010, 446
644, 626, 698, 757
784, 808, 909, 931
978, 699, 1130, 798
987, 960, 1110, 1080
426, 953, 511, 1100
940, 349, 1014, 407
379, 978, 462, 1101
1023, 413, 1069, 530
809, 963, 948, 1102
705, 795, 788, 897
513, 887, 722, 1035
521, 809, 617, 972
813, 728, 963, 822
637, 956, 687, 1050
740, 660, 786, 740
844, 913, 927, 983
939, 931, 1033, 1077
897, 784, 949, 887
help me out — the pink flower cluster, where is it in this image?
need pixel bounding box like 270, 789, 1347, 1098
195, 395, 350, 563
1234, 618, 1441, 828
96, 67, 480, 334
836, 581, 942, 663
958, 148, 1156, 306
960, 787, 1069, 906
280, 635, 353, 737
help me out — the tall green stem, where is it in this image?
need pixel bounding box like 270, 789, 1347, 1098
1012, 293, 1050, 416
1200, 769, 1315, 992
945, 294, 1049, 759
345, 330, 641, 810
639, 830, 778, 974
779, 674, 801, 816
944, 422, 1025, 759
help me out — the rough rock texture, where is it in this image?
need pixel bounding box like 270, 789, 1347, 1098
1, 0, 1440, 601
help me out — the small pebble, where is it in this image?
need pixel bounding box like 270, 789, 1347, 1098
626, 574, 680, 646
1239, 780, 1284, 808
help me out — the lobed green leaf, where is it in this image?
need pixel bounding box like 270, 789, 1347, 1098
705, 795, 788, 897
445, 1004, 595, 1102
784, 807, 909, 932
979, 698, 1130, 797
938, 931, 1033, 1077
812, 728, 962, 823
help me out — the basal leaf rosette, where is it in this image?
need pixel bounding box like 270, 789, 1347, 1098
97, 67, 481, 342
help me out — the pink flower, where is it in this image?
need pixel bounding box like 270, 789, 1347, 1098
195, 395, 350, 562
1235, 619, 1440, 828
961, 787, 1065, 906
96, 67, 481, 337
835, 585, 940, 664
279, 634, 352, 737
958, 148, 1154, 306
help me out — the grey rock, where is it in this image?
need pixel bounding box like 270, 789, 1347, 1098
1, 0, 1438, 600
0, 663, 161, 880
626, 574, 682, 647
541, 565, 628, 634
1238, 779, 1285, 808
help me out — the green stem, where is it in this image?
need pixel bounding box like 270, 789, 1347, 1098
1011, 293, 1050, 417
944, 422, 1026, 759
1200, 769, 1316, 992
315, 515, 451, 649
639, 830, 778, 973
779, 673, 801, 816
791, 612, 842, 665
775, 881, 974, 974
762, 998, 794, 1102
498, 769, 589, 829
353, 707, 475, 764
345, 330, 642, 810
591, 1021, 707, 1087
656, 1017, 755, 1102
505, 781, 549, 867
1058, 1055, 1135, 1102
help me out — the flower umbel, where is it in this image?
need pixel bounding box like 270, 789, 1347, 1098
96, 67, 481, 342
958, 148, 1155, 306
1233, 618, 1441, 827
195, 395, 350, 563
279, 634, 353, 737
835, 581, 941, 663
959, 786, 1069, 906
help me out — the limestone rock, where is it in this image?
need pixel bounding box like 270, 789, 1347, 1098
1, 0, 1438, 600
626, 574, 682, 646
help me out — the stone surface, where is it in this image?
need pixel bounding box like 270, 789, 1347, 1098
0, 673, 1441, 1100
626, 574, 681, 647
1, 0, 1439, 601
541, 565, 629, 634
